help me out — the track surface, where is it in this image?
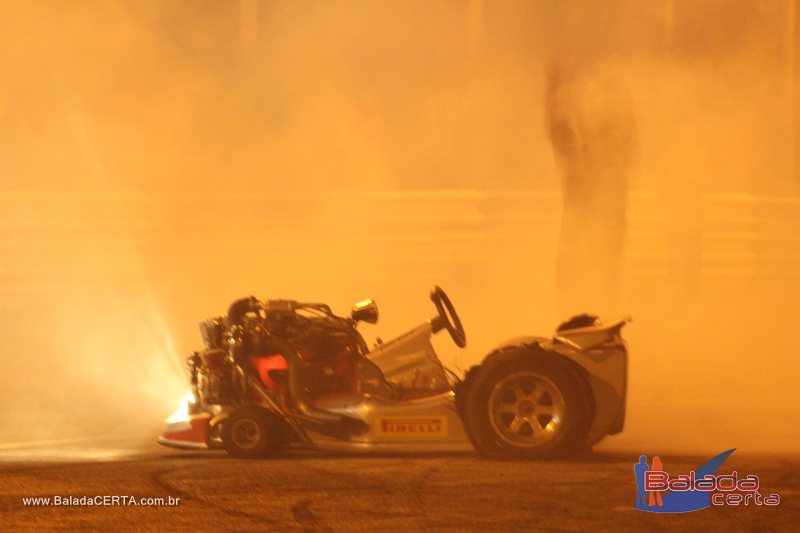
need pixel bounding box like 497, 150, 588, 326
1, 439, 797, 532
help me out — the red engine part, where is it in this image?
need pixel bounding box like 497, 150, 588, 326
249, 354, 288, 390
248, 341, 361, 400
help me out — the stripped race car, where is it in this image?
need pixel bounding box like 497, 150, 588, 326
158, 287, 629, 458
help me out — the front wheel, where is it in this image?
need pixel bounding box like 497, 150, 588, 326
463, 350, 591, 458
222, 406, 283, 458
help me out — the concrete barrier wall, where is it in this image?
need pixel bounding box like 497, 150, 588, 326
2, 190, 799, 295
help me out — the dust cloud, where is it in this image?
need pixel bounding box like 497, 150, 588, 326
1, 1, 798, 454
545, 60, 637, 315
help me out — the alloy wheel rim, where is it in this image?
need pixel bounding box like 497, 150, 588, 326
488, 371, 566, 448
230, 418, 263, 450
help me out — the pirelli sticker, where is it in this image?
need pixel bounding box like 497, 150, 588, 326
376, 416, 448, 437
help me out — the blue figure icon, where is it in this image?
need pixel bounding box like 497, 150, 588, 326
634, 455, 649, 507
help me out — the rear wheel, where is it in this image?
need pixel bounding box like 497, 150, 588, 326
464, 350, 590, 458
222, 406, 282, 458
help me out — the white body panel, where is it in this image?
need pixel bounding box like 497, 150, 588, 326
310, 391, 472, 452
366, 321, 449, 392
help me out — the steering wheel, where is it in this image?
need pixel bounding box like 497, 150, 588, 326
430, 286, 466, 348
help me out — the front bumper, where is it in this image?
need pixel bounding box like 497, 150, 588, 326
157, 413, 211, 450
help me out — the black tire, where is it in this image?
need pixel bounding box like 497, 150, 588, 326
463, 348, 591, 459
454, 364, 482, 448
222, 406, 283, 459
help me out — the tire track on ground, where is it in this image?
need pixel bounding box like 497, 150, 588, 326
290, 498, 332, 532
410, 462, 441, 523
149, 465, 282, 527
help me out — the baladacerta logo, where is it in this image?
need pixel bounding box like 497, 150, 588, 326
633, 449, 781, 513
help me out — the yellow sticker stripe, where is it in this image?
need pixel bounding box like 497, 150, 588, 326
375, 417, 448, 437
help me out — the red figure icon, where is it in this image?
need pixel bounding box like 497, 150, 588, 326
648, 456, 664, 507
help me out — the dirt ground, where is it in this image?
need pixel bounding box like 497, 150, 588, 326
0, 438, 797, 532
